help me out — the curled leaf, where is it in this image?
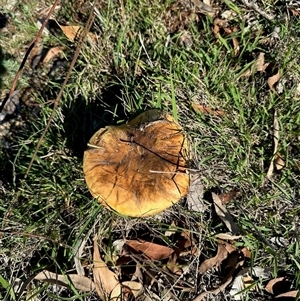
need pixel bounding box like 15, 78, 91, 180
93, 236, 120, 299
268, 70, 280, 92
212, 193, 240, 234
199, 241, 235, 274
34, 270, 95, 292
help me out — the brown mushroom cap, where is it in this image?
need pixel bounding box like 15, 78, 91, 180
83, 109, 189, 217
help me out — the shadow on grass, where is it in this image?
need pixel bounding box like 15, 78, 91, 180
62, 82, 130, 157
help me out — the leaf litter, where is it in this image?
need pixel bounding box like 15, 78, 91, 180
2, 0, 300, 300
93, 235, 120, 299
34, 270, 95, 292
125, 239, 174, 261
212, 192, 241, 234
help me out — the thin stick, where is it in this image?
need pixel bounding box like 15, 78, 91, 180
25, 0, 98, 178
241, 0, 275, 21
0, 0, 60, 113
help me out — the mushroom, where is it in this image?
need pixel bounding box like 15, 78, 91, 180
83, 109, 189, 217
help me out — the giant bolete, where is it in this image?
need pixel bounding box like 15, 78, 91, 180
83, 109, 189, 217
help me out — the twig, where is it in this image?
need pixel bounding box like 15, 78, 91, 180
0, 0, 99, 236
25, 0, 98, 178
241, 0, 275, 21
266, 110, 279, 179
0, 0, 60, 113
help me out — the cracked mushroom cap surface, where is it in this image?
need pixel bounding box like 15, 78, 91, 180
83, 110, 189, 217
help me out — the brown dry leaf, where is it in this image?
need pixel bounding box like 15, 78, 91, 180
57, 24, 96, 42
241, 247, 251, 259
232, 37, 239, 57
290, 8, 299, 16
268, 70, 280, 91
274, 152, 285, 170
240, 67, 253, 78
265, 277, 286, 294
212, 192, 241, 234
125, 239, 174, 261
123, 281, 143, 298
256, 52, 265, 72
93, 236, 120, 300
42, 46, 63, 64
34, 270, 95, 292
110, 281, 143, 300
223, 27, 239, 57
240, 53, 269, 78
194, 253, 242, 301
199, 241, 235, 274
192, 104, 225, 117
59, 25, 82, 41
217, 190, 239, 205
29, 43, 44, 68
167, 230, 192, 274
214, 233, 242, 240
275, 290, 299, 298
213, 18, 227, 28
256, 52, 270, 72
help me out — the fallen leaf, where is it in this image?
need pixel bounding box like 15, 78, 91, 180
232, 37, 239, 57
123, 281, 143, 298
192, 104, 225, 117
274, 152, 285, 170
56, 22, 96, 42
59, 25, 83, 41
167, 230, 192, 274
29, 43, 44, 69
239, 66, 253, 78
275, 290, 299, 299
164, 221, 177, 237
230, 266, 270, 300
268, 70, 280, 91
230, 273, 254, 300
289, 8, 299, 16
199, 241, 235, 274
223, 27, 239, 57
266, 110, 279, 179
34, 270, 95, 292
74, 238, 87, 276
42, 46, 63, 64
239, 53, 270, 78
212, 193, 241, 234
131, 263, 143, 283
256, 52, 265, 72
214, 233, 242, 240
194, 253, 242, 301
125, 239, 174, 261
265, 277, 290, 295
93, 235, 120, 300
241, 247, 251, 259
217, 190, 239, 205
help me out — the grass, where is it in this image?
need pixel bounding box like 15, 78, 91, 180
1, 0, 300, 300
